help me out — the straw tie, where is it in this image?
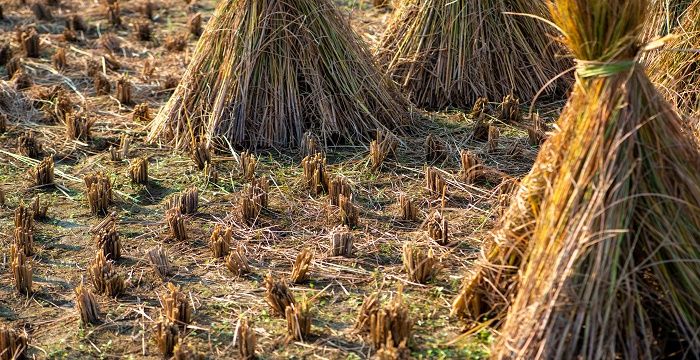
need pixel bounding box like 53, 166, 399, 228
575, 59, 636, 78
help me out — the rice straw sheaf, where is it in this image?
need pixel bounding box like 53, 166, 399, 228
149, 0, 415, 150
376, 0, 572, 110
453, 1, 700, 358
648, 1, 700, 126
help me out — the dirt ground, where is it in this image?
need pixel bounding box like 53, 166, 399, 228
0, 0, 551, 358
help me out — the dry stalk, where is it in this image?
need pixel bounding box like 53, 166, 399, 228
527, 112, 546, 145
190, 140, 211, 170
21, 28, 41, 57
425, 166, 446, 199
11, 245, 32, 295
285, 299, 311, 342
427, 211, 448, 246
116, 74, 133, 105
75, 280, 101, 325
339, 194, 359, 228
0, 114, 6, 134
329, 226, 353, 257
84, 171, 113, 215
89, 251, 124, 296
188, 13, 202, 37
162, 282, 192, 326
18, 133, 41, 159
164, 34, 188, 52
354, 292, 379, 333
470, 97, 489, 118
241, 176, 269, 224
369, 288, 411, 351
92, 213, 120, 260
107, 3, 121, 27
290, 248, 312, 284
132, 102, 151, 122
301, 153, 329, 195
424, 134, 446, 163
93, 71, 111, 96
52, 47, 67, 70
487, 125, 500, 152
14, 203, 34, 256
498, 94, 521, 123
134, 20, 151, 41
167, 186, 199, 214
376, 338, 410, 360
225, 244, 250, 277
141, 1, 155, 20
300, 131, 322, 158
172, 342, 205, 360
66, 112, 94, 140
33, 156, 54, 186
67, 14, 87, 32
166, 207, 187, 241
209, 225, 232, 258
11, 69, 33, 90
240, 150, 257, 180
0, 325, 28, 360
110, 135, 131, 161
402, 243, 440, 283
328, 176, 351, 206
459, 150, 482, 184
264, 273, 295, 317
204, 162, 218, 184
129, 157, 148, 184
398, 194, 418, 221
147, 245, 173, 279
154, 317, 179, 358
237, 318, 256, 360
31, 195, 48, 220
369, 129, 398, 171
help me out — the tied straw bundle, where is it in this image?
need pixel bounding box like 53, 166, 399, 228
376, 0, 572, 109
149, 0, 414, 150
453, 0, 700, 358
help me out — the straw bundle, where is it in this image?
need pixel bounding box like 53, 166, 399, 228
648, 1, 700, 124
377, 0, 571, 109
453, 1, 700, 358
148, 0, 413, 150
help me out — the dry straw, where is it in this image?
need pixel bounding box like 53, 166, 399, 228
398, 194, 418, 221
329, 226, 353, 257
92, 213, 120, 260
453, 0, 700, 358
301, 153, 329, 195
377, 0, 571, 109
129, 157, 148, 184
354, 293, 379, 333
34, 156, 54, 186
148, 0, 413, 150
154, 317, 179, 358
